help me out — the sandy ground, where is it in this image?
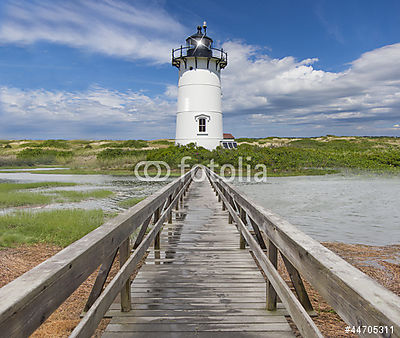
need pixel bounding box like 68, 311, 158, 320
0, 242, 399, 337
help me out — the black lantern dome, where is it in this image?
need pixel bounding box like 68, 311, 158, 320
186, 25, 213, 57
172, 22, 227, 69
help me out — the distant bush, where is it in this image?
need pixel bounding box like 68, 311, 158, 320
4, 144, 12, 149
152, 140, 173, 145
84, 144, 93, 149
100, 140, 148, 149
235, 138, 258, 143
97, 148, 143, 160
41, 140, 69, 148
17, 148, 73, 164
19, 140, 69, 149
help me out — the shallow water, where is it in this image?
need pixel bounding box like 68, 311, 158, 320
234, 174, 400, 246
1, 171, 399, 245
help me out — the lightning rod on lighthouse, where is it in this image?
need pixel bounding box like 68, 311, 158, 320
172, 23, 228, 150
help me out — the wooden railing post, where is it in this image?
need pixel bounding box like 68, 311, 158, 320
119, 238, 131, 312
153, 207, 161, 250
239, 207, 246, 249
168, 194, 173, 223
266, 239, 278, 311
228, 195, 233, 224
222, 188, 226, 210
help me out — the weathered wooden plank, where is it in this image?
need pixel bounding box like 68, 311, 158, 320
130, 292, 267, 298
115, 298, 267, 304
106, 304, 288, 316
105, 322, 292, 332
109, 315, 288, 324
102, 332, 295, 338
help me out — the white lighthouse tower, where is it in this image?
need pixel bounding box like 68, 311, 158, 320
172, 23, 227, 150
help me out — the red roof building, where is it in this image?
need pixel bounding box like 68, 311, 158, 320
223, 133, 234, 139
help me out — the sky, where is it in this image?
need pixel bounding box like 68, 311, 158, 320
0, 0, 400, 139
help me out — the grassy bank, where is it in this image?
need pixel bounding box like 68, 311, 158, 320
0, 182, 113, 208
1, 136, 399, 176
0, 209, 104, 247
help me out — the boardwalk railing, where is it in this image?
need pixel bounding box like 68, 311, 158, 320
205, 167, 400, 338
0, 166, 198, 338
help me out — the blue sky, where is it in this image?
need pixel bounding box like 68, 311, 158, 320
0, 0, 400, 139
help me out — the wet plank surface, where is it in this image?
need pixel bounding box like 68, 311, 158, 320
103, 172, 293, 337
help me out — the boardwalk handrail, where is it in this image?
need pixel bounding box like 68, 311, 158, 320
0, 166, 198, 337
205, 167, 400, 338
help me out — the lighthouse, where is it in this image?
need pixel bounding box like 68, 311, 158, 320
172, 22, 228, 150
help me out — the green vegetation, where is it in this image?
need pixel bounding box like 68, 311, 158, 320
0, 209, 104, 247
99, 140, 148, 149
151, 139, 174, 146
0, 182, 77, 192
0, 137, 399, 176
0, 192, 52, 208
51, 189, 113, 202
0, 182, 112, 208
19, 140, 69, 149
145, 138, 400, 174
118, 197, 145, 209
0, 182, 77, 208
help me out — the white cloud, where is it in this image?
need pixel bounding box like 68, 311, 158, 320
221, 41, 400, 135
0, 86, 176, 139
0, 0, 185, 63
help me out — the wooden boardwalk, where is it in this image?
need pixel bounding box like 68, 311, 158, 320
103, 173, 294, 337
2, 167, 399, 337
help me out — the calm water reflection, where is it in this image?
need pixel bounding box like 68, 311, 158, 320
234, 174, 400, 245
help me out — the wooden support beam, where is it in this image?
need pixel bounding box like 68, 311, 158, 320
133, 216, 152, 250
249, 216, 267, 250
83, 250, 118, 312
281, 254, 314, 314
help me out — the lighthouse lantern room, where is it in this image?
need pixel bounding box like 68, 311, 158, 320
172, 22, 228, 150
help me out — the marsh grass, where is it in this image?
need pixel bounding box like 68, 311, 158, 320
0, 192, 53, 207
0, 209, 104, 247
0, 182, 78, 207
118, 197, 145, 209
0, 182, 112, 207
0, 182, 77, 192
51, 189, 114, 202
